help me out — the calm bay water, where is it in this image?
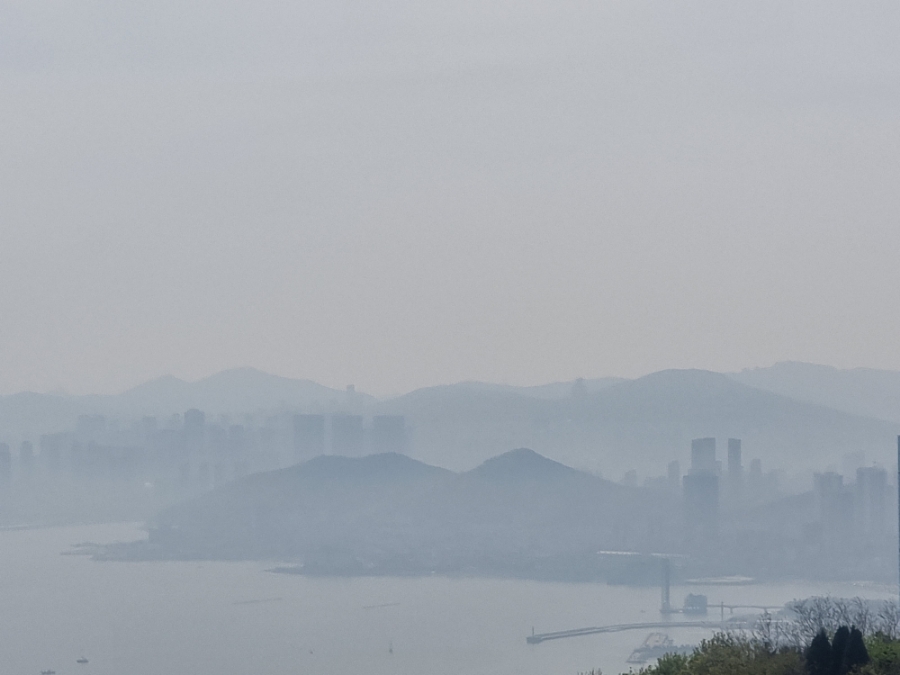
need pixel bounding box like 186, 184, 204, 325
1, 523, 895, 675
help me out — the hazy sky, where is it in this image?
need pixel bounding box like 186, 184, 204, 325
2, 1, 900, 396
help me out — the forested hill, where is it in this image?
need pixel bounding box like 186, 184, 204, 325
121, 449, 678, 576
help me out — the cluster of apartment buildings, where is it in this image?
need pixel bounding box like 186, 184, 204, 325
654, 436, 892, 550
0, 410, 407, 491
813, 465, 889, 542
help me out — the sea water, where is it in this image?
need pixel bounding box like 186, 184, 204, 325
1, 523, 894, 675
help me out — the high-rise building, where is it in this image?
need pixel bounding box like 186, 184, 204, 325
690, 438, 717, 475
331, 415, 364, 456
371, 415, 407, 455
683, 472, 719, 542
685, 438, 719, 542
814, 471, 852, 529
0, 442, 11, 481
727, 439, 742, 478
748, 458, 762, 487
19, 440, 34, 474
726, 438, 743, 501
856, 466, 888, 538
228, 425, 247, 457
344, 384, 363, 413
184, 409, 205, 452
667, 460, 681, 493
293, 414, 325, 460
184, 409, 205, 431
40, 433, 67, 473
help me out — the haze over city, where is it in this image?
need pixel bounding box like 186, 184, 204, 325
3, 2, 900, 675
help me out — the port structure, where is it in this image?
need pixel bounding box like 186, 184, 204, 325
529, 551, 782, 646
596, 550, 687, 614
662, 556, 671, 614
526, 619, 752, 645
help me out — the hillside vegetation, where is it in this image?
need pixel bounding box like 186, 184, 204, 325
104, 449, 680, 580
632, 597, 900, 675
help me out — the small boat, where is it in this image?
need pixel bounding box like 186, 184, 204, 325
77, 657, 89, 664
388, 641, 393, 655
41, 670, 56, 675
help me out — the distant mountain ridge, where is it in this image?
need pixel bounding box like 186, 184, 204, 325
440, 377, 626, 399
376, 369, 899, 474
0, 368, 371, 440
729, 361, 900, 424
1, 363, 899, 478
112, 367, 374, 415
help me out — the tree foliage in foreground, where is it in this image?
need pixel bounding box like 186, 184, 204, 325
635, 633, 803, 675
633, 626, 881, 675
614, 598, 900, 675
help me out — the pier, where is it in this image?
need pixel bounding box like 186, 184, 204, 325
526, 619, 752, 644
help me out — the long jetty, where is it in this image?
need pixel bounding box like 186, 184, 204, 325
526, 620, 750, 644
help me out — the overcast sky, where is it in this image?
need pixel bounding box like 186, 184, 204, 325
2, 1, 900, 396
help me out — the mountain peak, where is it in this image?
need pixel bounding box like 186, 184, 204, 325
197, 367, 297, 385
469, 447, 578, 480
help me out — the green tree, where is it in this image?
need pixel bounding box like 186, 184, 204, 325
636, 633, 802, 675
807, 629, 832, 675
861, 634, 900, 675
845, 627, 870, 672
833, 627, 851, 675
648, 652, 689, 675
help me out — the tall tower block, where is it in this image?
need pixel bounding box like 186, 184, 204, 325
727, 438, 742, 478
690, 438, 716, 475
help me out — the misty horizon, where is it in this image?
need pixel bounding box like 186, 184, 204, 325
4, 2, 900, 674
4, 2, 900, 399
7, 360, 900, 400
